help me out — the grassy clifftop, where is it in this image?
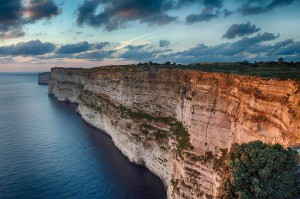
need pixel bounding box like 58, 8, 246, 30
53, 62, 300, 81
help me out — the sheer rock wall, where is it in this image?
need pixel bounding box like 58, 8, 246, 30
49, 66, 300, 199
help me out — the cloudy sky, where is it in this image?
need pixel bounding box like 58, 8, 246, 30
0, 0, 300, 72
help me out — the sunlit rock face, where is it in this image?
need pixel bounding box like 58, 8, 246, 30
49, 66, 300, 199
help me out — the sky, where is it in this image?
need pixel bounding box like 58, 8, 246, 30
0, 0, 300, 72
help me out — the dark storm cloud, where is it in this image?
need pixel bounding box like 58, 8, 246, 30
76, 0, 300, 30
126, 45, 146, 51
223, 9, 233, 17
159, 40, 170, 48
175, 0, 223, 8
185, 0, 297, 24
33, 41, 112, 60
0, 28, 25, 39
93, 42, 110, 49
0, 40, 112, 60
239, 0, 296, 15
76, 0, 229, 30
113, 32, 286, 63
275, 41, 300, 55
222, 22, 261, 39
55, 41, 110, 54
236, 32, 279, 46
201, 0, 223, 8
0, 0, 22, 25
25, 0, 61, 21
0, 40, 55, 56
33, 34, 299, 63
76, 0, 177, 31
74, 50, 115, 60
0, 0, 23, 38
156, 32, 284, 63
56, 42, 91, 54
183, 0, 224, 24
186, 7, 220, 24
0, 0, 61, 39
243, 38, 294, 55
36, 49, 115, 61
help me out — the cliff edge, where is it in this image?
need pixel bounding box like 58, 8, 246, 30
48, 65, 300, 199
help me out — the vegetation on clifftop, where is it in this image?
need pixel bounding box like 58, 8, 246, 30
217, 141, 300, 199
93, 60, 300, 81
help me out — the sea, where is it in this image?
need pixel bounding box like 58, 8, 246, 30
0, 73, 166, 199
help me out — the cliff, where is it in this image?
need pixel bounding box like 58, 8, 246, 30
48, 65, 300, 199
38, 72, 52, 84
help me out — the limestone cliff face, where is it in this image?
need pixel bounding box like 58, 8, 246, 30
49, 66, 300, 199
49, 68, 90, 102
38, 72, 51, 84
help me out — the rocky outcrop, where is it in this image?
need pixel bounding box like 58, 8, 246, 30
48, 68, 89, 102
48, 65, 300, 199
38, 72, 51, 84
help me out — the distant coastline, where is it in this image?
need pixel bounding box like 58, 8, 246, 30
38, 72, 51, 84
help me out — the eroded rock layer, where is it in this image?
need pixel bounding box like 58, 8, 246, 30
49, 66, 300, 199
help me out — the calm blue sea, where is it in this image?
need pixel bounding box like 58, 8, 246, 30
0, 73, 166, 199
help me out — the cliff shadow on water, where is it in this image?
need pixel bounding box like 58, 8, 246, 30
47, 94, 167, 199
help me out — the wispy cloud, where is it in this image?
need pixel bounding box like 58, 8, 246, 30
115, 31, 163, 50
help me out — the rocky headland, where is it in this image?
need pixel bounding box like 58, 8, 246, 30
38, 72, 52, 84
47, 65, 300, 199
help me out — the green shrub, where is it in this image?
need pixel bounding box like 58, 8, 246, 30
126, 123, 131, 129
217, 141, 300, 199
171, 121, 191, 154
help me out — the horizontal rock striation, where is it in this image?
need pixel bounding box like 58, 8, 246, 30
49, 68, 90, 102
49, 65, 300, 199
38, 72, 52, 84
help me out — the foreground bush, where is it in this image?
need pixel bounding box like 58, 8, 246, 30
217, 141, 300, 199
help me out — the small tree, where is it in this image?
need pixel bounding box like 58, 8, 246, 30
241, 60, 250, 65
217, 141, 299, 199
278, 57, 285, 63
